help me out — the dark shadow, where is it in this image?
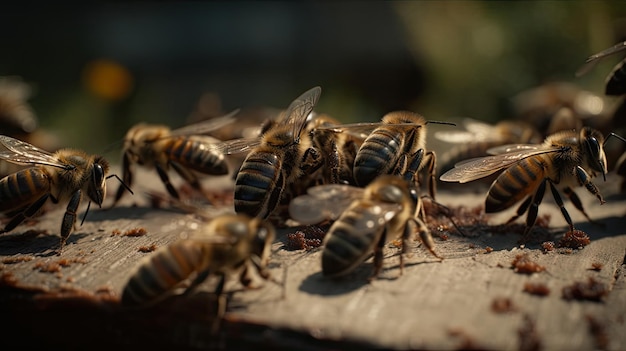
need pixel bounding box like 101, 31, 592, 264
573, 216, 626, 240
85, 205, 182, 223
0, 230, 91, 256
298, 266, 372, 296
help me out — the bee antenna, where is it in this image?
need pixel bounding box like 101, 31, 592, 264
107, 174, 134, 195
603, 132, 626, 146
81, 201, 91, 226
426, 121, 457, 127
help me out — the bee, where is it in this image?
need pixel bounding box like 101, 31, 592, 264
220, 86, 323, 220
439, 127, 626, 236
318, 111, 454, 199
288, 112, 364, 196
121, 213, 277, 331
0, 135, 128, 251
110, 110, 239, 207
288, 175, 442, 280
434, 118, 542, 175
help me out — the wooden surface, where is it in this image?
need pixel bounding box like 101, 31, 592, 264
1, 165, 625, 350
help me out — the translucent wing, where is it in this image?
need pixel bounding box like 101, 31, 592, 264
439, 146, 560, 183
352, 202, 402, 234
434, 118, 499, 144
486, 143, 541, 155
315, 121, 434, 140
576, 40, 626, 77
168, 109, 240, 137
288, 184, 364, 225
313, 122, 382, 139
0, 135, 70, 169
212, 136, 263, 155
282, 86, 322, 141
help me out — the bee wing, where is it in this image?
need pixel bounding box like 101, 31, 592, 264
281, 86, 322, 141
168, 109, 240, 137
486, 143, 540, 155
288, 184, 364, 225
434, 118, 499, 144
210, 136, 263, 155
353, 202, 403, 234
0, 135, 70, 169
576, 40, 626, 77
313, 122, 381, 139
439, 146, 560, 183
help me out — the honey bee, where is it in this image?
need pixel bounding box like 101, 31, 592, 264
110, 110, 239, 207
121, 213, 277, 331
288, 175, 442, 280
435, 118, 542, 175
0, 135, 128, 251
290, 112, 364, 194
219, 86, 323, 220
439, 127, 626, 236
318, 111, 454, 199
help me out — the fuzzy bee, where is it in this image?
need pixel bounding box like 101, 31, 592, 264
218, 86, 324, 220
317, 111, 454, 199
440, 127, 626, 237
121, 213, 278, 330
0, 135, 128, 252
110, 110, 238, 207
289, 175, 442, 280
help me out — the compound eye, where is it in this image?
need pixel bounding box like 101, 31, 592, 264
93, 164, 105, 186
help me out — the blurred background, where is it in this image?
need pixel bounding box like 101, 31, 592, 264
1, 1, 625, 164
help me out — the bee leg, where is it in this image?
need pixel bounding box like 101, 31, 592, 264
424, 150, 437, 201
59, 190, 83, 250
421, 195, 467, 236
505, 196, 533, 226
400, 149, 422, 189
1, 194, 49, 234
325, 141, 341, 184
413, 217, 443, 261
522, 180, 547, 238
300, 147, 323, 174
575, 166, 605, 205
369, 228, 388, 281
111, 152, 132, 208
549, 184, 576, 232
184, 269, 211, 296
211, 273, 228, 336
562, 186, 604, 228
170, 162, 211, 202
155, 163, 180, 199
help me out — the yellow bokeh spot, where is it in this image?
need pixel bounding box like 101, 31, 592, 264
82, 59, 133, 101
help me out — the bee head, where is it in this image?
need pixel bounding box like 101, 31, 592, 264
581, 127, 607, 180
88, 156, 110, 206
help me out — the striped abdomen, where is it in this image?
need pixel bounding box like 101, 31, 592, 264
164, 138, 229, 175
322, 203, 384, 277
121, 240, 207, 306
485, 156, 547, 213
354, 129, 402, 186
0, 168, 50, 213
234, 151, 283, 219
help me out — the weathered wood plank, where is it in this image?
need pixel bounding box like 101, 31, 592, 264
1, 166, 625, 350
